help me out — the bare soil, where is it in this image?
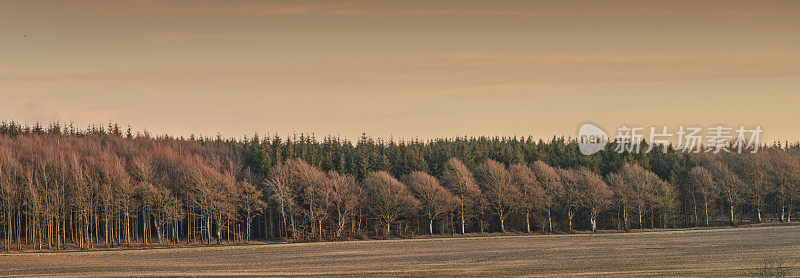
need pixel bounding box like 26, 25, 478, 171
1, 225, 799, 277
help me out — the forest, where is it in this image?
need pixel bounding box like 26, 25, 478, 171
0, 121, 798, 251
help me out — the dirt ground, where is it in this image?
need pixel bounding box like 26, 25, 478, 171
1, 225, 799, 277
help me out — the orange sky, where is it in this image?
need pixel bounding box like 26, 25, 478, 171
1, 1, 798, 141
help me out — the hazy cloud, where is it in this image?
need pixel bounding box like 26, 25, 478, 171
23, 1, 799, 17
155, 33, 221, 41
3, 52, 796, 85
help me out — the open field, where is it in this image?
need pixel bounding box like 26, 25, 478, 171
1, 225, 799, 277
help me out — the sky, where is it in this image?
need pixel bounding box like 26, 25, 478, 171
1, 0, 798, 141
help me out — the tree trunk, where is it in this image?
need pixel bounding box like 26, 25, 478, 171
756, 204, 762, 223
6, 210, 11, 251
704, 198, 710, 227
205, 213, 210, 245
525, 211, 531, 233
449, 212, 454, 235
336, 206, 344, 238
186, 209, 191, 245
729, 204, 735, 226
94, 211, 99, 246
215, 213, 221, 245
547, 209, 553, 233
638, 207, 643, 229
429, 217, 434, 235
622, 205, 629, 231
173, 217, 178, 245
47, 218, 52, 250
567, 209, 574, 232
692, 196, 699, 227
85, 212, 91, 248
16, 208, 21, 250
246, 211, 251, 241
499, 211, 505, 233
280, 204, 287, 238
309, 205, 315, 239
156, 217, 163, 246
650, 208, 654, 229
104, 213, 110, 248
290, 214, 296, 239
267, 207, 273, 239
460, 201, 465, 234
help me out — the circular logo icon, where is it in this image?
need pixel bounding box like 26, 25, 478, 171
578, 123, 608, 155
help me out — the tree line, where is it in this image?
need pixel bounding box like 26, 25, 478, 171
0, 121, 798, 251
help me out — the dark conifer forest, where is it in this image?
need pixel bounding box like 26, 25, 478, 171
1, 121, 798, 251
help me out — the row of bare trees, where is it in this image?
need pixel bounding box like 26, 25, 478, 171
0, 134, 261, 251
265, 157, 554, 239
262, 152, 798, 241
687, 149, 800, 227
1, 132, 799, 252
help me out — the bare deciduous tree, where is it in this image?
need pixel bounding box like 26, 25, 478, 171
575, 168, 612, 232
764, 149, 800, 223
440, 158, 481, 234
531, 161, 561, 233
363, 171, 418, 237
474, 159, 519, 233
555, 168, 581, 232
705, 160, 746, 226
508, 164, 544, 233
239, 181, 265, 241
404, 171, 455, 235
326, 171, 362, 238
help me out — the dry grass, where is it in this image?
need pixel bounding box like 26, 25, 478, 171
1, 225, 799, 277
